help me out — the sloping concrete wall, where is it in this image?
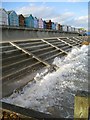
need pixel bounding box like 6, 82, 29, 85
1, 26, 79, 41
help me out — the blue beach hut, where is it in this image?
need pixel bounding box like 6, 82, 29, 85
52, 22, 56, 30
34, 17, 38, 28
8, 10, 19, 26
24, 14, 34, 28
43, 20, 46, 29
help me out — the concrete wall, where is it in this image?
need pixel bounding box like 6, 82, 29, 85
1, 26, 79, 41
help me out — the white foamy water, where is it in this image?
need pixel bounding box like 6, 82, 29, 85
2, 45, 89, 118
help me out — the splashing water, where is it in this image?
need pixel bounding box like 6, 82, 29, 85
2, 45, 89, 118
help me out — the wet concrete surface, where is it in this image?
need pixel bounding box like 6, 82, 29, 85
2, 67, 46, 98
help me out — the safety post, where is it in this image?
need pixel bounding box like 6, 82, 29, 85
74, 91, 90, 120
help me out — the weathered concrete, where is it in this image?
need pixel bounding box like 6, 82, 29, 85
1, 25, 79, 41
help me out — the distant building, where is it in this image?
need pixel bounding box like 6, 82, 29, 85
34, 17, 38, 28
0, 8, 8, 25
8, 10, 19, 26
18, 14, 25, 27
38, 18, 43, 29
24, 14, 34, 28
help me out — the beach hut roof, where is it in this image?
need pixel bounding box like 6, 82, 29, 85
0, 8, 8, 14
24, 14, 33, 18
7, 10, 15, 14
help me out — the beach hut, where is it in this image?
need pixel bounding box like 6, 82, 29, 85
61, 25, 68, 32
58, 24, 61, 30
43, 20, 46, 29
46, 20, 52, 29
75, 28, 79, 33
8, 10, 19, 26
0, 8, 8, 25
67, 26, 72, 32
19, 14, 25, 27
56, 23, 61, 31
24, 14, 34, 28
56, 22, 58, 30
71, 27, 75, 32
38, 18, 43, 29
34, 17, 38, 28
52, 22, 56, 30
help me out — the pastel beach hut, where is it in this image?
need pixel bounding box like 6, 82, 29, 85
34, 17, 38, 28
0, 8, 8, 25
8, 10, 19, 26
24, 14, 34, 28
38, 18, 44, 29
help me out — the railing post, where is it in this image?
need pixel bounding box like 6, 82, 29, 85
74, 91, 90, 120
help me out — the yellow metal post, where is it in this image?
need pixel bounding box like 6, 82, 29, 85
74, 93, 89, 120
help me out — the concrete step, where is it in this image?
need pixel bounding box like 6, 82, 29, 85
59, 45, 72, 51
2, 57, 38, 76
45, 39, 59, 43
2, 53, 30, 66
15, 40, 42, 44
37, 52, 66, 64
2, 62, 45, 82
54, 43, 68, 47
32, 46, 54, 52
2, 46, 17, 51
2, 49, 23, 59
25, 44, 51, 51
16, 41, 45, 47
40, 51, 60, 60
51, 42, 65, 46
1, 42, 11, 46
32, 47, 56, 56
45, 52, 66, 62
38, 50, 60, 60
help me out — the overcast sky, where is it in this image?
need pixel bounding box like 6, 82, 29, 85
2, 1, 89, 30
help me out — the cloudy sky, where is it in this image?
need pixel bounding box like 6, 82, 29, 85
2, 1, 89, 30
